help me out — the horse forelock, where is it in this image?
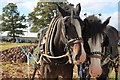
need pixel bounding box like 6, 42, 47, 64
85, 15, 104, 43
86, 15, 101, 23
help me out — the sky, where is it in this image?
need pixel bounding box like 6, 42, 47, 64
0, 0, 120, 30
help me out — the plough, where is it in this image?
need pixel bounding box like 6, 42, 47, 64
20, 46, 37, 66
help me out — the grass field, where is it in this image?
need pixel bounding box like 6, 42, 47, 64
118, 47, 120, 52
0, 42, 37, 51
1, 42, 120, 79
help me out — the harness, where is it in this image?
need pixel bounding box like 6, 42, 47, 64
31, 16, 83, 66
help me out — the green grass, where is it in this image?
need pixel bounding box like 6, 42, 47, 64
1, 43, 120, 79
2, 62, 33, 78
109, 46, 120, 79
118, 47, 120, 52
0, 43, 37, 51
109, 69, 120, 79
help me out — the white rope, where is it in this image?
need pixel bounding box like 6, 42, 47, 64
37, 52, 70, 64
102, 55, 118, 66
26, 50, 71, 65
42, 52, 70, 59
50, 18, 61, 56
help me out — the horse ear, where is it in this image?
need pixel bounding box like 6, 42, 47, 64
102, 16, 111, 27
56, 4, 67, 17
75, 3, 81, 16
84, 19, 89, 26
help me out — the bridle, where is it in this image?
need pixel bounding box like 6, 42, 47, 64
59, 16, 84, 64
88, 52, 103, 60
61, 8, 84, 47
85, 35, 104, 60
61, 16, 83, 48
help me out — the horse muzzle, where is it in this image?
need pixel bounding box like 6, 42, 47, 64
89, 64, 102, 78
72, 40, 86, 64
89, 58, 102, 78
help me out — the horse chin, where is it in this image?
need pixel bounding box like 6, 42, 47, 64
73, 60, 85, 65
73, 61, 82, 65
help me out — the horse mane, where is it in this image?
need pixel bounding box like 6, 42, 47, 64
84, 15, 104, 43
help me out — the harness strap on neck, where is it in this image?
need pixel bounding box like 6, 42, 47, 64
45, 18, 55, 54
49, 17, 61, 56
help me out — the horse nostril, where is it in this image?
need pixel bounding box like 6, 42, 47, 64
98, 75, 100, 77
75, 54, 80, 60
91, 70, 93, 74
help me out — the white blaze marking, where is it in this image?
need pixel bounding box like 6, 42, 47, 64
72, 19, 86, 64
88, 34, 103, 77
88, 35, 103, 52
72, 19, 82, 38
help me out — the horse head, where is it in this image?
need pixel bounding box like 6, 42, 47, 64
54, 3, 86, 64
83, 15, 111, 78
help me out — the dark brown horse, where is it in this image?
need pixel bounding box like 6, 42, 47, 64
97, 25, 119, 80
32, 3, 86, 80
79, 15, 119, 80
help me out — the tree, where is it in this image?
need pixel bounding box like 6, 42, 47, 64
30, 26, 39, 32
28, 2, 73, 32
1, 3, 27, 42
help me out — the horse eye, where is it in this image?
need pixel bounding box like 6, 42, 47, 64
65, 7, 69, 10
90, 20, 93, 22
99, 20, 101, 22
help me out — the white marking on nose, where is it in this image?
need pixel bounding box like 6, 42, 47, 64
72, 19, 82, 38
88, 34, 103, 77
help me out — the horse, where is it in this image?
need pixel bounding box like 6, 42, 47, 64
79, 15, 119, 80
32, 3, 86, 80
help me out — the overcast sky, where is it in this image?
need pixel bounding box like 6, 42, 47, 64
0, 0, 120, 30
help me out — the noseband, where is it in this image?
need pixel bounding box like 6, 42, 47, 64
88, 52, 103, 60
67, 37, 83, 44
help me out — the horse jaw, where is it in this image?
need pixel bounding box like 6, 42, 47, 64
89, 57, 102, 78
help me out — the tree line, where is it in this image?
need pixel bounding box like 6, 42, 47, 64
0, 2, 73, 42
